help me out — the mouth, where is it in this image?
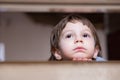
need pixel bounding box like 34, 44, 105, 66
73, 47, 86, 52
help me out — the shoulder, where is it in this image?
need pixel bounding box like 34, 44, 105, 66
96, 57, 106, 61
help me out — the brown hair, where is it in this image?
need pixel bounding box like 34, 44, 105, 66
49, 14, 102, 61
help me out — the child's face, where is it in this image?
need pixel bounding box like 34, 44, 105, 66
57, 21, 98, 60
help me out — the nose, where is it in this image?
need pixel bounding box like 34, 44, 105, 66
74, 36, 83, 43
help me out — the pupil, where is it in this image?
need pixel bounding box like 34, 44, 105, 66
67, 35, 71, 38
84, 34, 87, 37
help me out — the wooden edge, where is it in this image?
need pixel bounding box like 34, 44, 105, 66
0, 0, 120, 4
0, 61, 120, 65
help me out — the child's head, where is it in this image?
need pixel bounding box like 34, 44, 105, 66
49, 14, 101, 61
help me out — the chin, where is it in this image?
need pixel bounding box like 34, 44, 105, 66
72, 52, 88, 58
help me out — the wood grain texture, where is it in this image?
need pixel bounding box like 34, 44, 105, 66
0, 0, 120, 4
0, 61, 120, 80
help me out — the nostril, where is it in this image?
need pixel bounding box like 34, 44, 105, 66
75, 40, 83, 43
80, 40, 83, 42
76, 40, 78, 43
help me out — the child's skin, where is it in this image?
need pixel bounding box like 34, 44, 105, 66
54, 21, 99, 61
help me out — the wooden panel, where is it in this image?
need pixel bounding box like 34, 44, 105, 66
0, 0, 120, 4
0, 0, 120, 12
0, 61, 120, 80
0, 3, 120, 12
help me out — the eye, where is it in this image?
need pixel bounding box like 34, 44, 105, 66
83, 33, 90, 38
66, 34, 72, 38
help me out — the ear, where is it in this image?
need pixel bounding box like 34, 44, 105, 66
54, 51, 62, 60
93, 47, 99, 58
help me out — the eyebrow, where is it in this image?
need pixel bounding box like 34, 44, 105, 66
61, 30, 73, 37
82, 30, 93, 36
83, 29, 92, 33
63, 28, 91, 33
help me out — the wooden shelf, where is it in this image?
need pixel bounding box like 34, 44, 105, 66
0, 0, 120, 4
0, 61, 120, 80
0, 0, 120, 12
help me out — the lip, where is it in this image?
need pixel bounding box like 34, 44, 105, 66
73, 47, 86, 52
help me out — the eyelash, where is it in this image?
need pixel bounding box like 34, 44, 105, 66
65, 34, 72, 38
82, 33, 90, 38
64, 33, 91, 39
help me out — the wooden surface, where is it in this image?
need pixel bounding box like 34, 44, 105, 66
0, 3, 120, 12
0, 0, 120, 4
0, 0, 120, 12
0, 61, 120, 80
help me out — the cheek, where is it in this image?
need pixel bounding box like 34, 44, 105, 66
59, 40, 73, 52
84, 39, 95, 50
59, 39, 73, 47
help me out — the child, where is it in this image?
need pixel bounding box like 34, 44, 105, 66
49, 14, 105, 61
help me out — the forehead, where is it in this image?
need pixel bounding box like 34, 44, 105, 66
62, 21, 91, 33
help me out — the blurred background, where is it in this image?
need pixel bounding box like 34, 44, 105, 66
0, 0, 120, 61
